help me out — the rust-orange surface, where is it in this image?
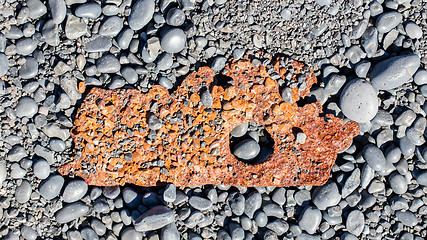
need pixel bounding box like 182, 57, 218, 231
58, 57, 359, 187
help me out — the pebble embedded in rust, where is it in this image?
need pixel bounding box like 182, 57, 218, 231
58, 57, 359, 187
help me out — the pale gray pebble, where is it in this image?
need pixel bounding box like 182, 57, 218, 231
295, 233, 321, 240
340, 233, 358, 240
75, 3, 101, 18
55, 202, 89, 223
27, 0, 47, 19
342, 168, 360, 198
134, 206, 175, 231
363, 144, 387, 172
406, 127, 425, 146
299, 206, 322, 234
121, 209, 132, 225
388, 173, 408, 194
103, 5, 119, 16
108, 76, 126, 89
271, 187, 286, 206
147, 114, 163, 130
211, 56, 227, 72
42, 19, 60, 46
159, 76, 173, 89
244, 191, 262, 218
383, 29, 399, 50
312, 180, 341, 210
370, 54, 420, 90
233, 48, 245, 61
360, 27, 378, 58
128, 0, 155, 30
230, 122, 248, 138
228, 192, 245, 216
121, 67, 138, 84
93, 199, 109, 213
6, 26, 24, 39
240, 215, 252, 230
339, 78, 378, 122
201, 89, 213, 108
19, 57, 39, 79
65, 15, 87, 39
39, 175, 64, 200
195, 37, 207, 49
121, 227, 142, 240
0, 53, 8, 76
103, 186, 120, 199
16, 38, 37, 56
99, 16, 123, 37
254, 211, 268, 227
263, 202, 284, 218
122, 187, 141, 209
267, 219, 289, 235
21, 226, 38, 240
15, 180, 32, 203
161, 28, 187, 53
117, 28, 134, 50
372, 109, 393, 126
23, 81, 39, 93
8, 145, 27, 162
395, 211, 418, 226
405, 22, 423, 39
96, 54, 120, 73
15, 96, 38, 118
395, 109, 416, 127
314, 0, 331, 6
189, 196, 212, 211
33, 159, 50, 179
63, 180, 88, 203
4, 233, 19, 240
307, 87, 327, 105
344, 45, 365, 64
166, 8, 185, 26
49, 138, 66, 152
163, 183, 176, 203
369, 1, 383, 16
157, 53, 173, 71
49, 0, 66, 24
390, 196, 408, 210
218, 229, 231, 240
160, 223, 180, 240
324, 74, 346, 95
91, 218, 106, 235
400, 136, 415, 157
233, 139, 260, 160
0, 162, 6, 186
84, 36, 112, 52
11, 163, 27, 179
346, 210, 364, 236
414, 169, 427, 186
280, 8, 292, 21
184, 210, 204, 228
414, 70, 427, 86
376, 11, 402, 33
350, 19, 368, 39
81, 227, 98, 240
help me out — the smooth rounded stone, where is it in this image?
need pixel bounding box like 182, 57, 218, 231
157, 53, 173, 71
201, 90, 213, 108
21, 226, 38, 240
369, 1, 383, 16
406, 128, 425, 146
122, 187, 141, 209
230, 122, 248, 138
229, 222, 244, 240
81, 227, 99, 240
295, 233, 321, 240
372, 109, 393, 127
355, 61, 371, 78
128, 0, 154, 30
166, 8, 185, 26
49, 138, 66, 152
376, 11, 402, 33
63, 180, 88, 203
342, 168, 361, 198
368, 179, 385, 193
6, 26, 24, 39
90, 219, 106, 235
189, 196, 212, 211
370, 54, 420, 90
267, 219, 289, 235
254, 211, 268, 227
344, 45, 365, 64
16, 38, 37, 56
414, 169, 427, 186
340, 79, 378, 123
33, 159, 50, 179
314, 0, 332, 6
147, 114, 163, 130
312, 181, 341, 210
405, 22, 423, 39
160, 28, 186, 53
211, 56, 227, 72
134, 206, 175, 231
96, 54, 120, 73
388, 173, 408, 194
39, 175, 64, 200
263, 203, 284, 218
400, 136, 415, 157
108, 77, 126, 89
10, 163, 26, 179
361, 27, 378, 58
396, 110, 417, 127
163, 183, 176, 203
117, 28, 134, 50
19, 57, 38, 79
346, 210, 364, 236
65, 15, 87, 39
228, 192, 245, 216
414, 70, 427, 86
121, 227, 142, 240
0, 162, 6, 186
103, 5, 119, 16
363, 144, 387, 172
55, 202, 89, 223
244, 191, 262, 218
75, 3, 101, 18
233, 139, 260, 160
49, 0, 66, 24
15, 96, 38, 118
160, 223, 179, 240
299, 206, 322, 234
271, 188, 286, 205
349, 19, 368, 39
0, 53, 8, 77
395, 211, 418, 226
159, 76, 173, 89
15, 180, 32, 203
120, 67, 138, 85
8, 145, 27, 162
4, 233, 19, 240
99, 16, 123, 37
390, 196, 409, 210
84, 36, 112, 52
27, 0, 47, 19
103, 186, 121, 199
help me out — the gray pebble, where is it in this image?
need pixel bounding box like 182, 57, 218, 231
228, 192, 245, 216
267, 219, 289, 235
344, 45, 365, 64
21, 226, 38, 240
342, 168, 361, 198
363, 144, 387, 172
163, 183, 176, 203
128, 0, 155, 31
99, 16, 123, 37
81, 227, 98, 240
400, 136, 415, 157
123, 187, 141, 209
166, 8, 185, 26
369, 1, 383, 16
414, 169, 427, 186
15, 96, 38, 118
233, 139, 260, 160
49, 0, 66, 24
189, 196, 212, 211
121, 67, 138, 84
160, 223, 180, 240
39, 175, 64, 200
147, 114, 163, 130
395, 109, 416, 127
15, 180, 32, 203
121, 227, 142, 240
299, 206, 322, 234
263, 203, 284, 218
201, 89, 213, 108
405, 22, 423, 39
395, 211, 418, 226
160, 28, 186, 53
370, 54, 420, 90
65, 15, 87, 39
134, 206, 175, 231
6, 26, 24, 39
280, 8, 292, 21
406, 127, 425, 146
157, 53, 173, 71
0, 162, 6, 186
62, 180, 88, 203
346, 210, 364, 236
96, 54, 120, 73
19, 57, 39, 79
312, 181, 341, 210
413, 70, 427, 86
339, 78, 378, 122
230, 122, 248, 138
271, 188, 286, 205
211, 56, 227, 72
229, 222, 244, 240
33, 159, 50, 179
16, 38, 37, 56
376, 11, 402, 33
0, 53, 8, 76
254, 211, 268, 227
324, 74, 345, 95
388, 173, 408, 194
372, 109, 393, 126
55, 202, 89, 223
49, 138, 66, 152
27, 0, 47, 19
360, 27, 378, 58
159, 76, 173, 89
103, 186, 121, 199
42, 20, 60, 46
75, 3, 101, 18
91, 219, 106, 236
244, 191, 262, 218
84, 36, 112, 52
350, 19, 368, 39
117, 28, 134, 50
8, 145, 27, 162
11, 163, 26, 179
233, 48, 245, 61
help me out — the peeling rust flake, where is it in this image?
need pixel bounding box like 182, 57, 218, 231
58, 57, 359, 187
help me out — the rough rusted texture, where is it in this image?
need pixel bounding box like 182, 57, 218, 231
58, 58, 359, 187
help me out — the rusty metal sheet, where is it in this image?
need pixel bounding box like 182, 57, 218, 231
58, 57, 359, 187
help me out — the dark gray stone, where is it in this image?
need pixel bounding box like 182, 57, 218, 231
55, 202, 89, 223
233, 139, 260, 160
134, 206, 175, 231
39, 175, 64, 200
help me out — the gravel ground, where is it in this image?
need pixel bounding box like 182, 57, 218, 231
0, 0, 427, 239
